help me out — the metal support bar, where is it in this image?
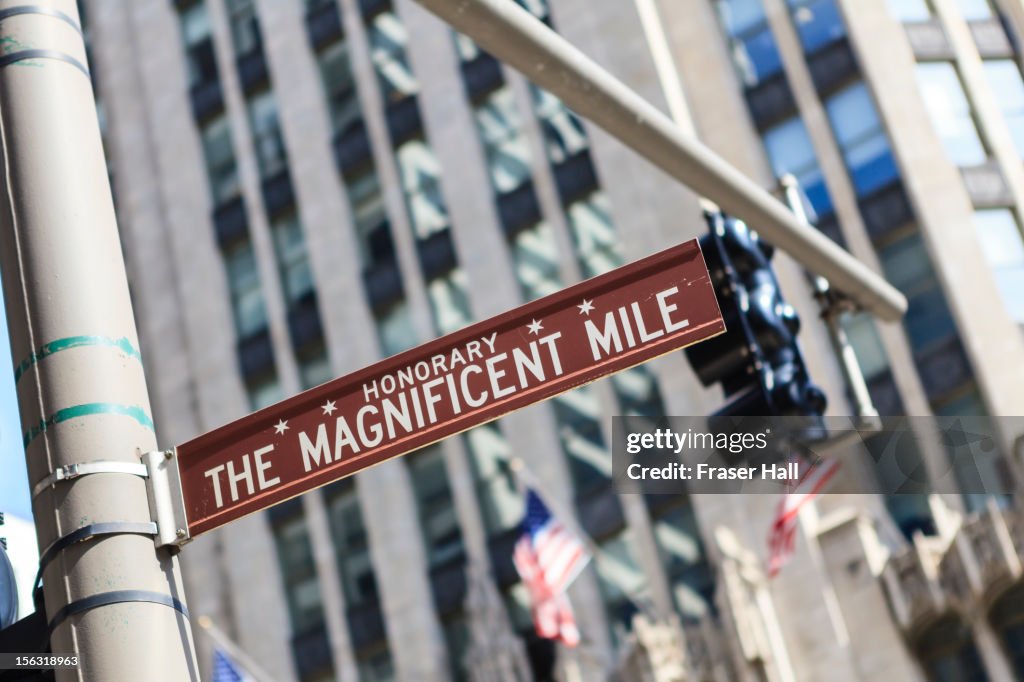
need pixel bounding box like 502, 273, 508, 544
412, 0, 907, 321
781, 176, 881, 430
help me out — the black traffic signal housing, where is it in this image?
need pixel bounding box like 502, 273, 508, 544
686, 211, 826, 431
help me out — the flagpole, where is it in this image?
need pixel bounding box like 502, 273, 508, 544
197, 615, 277, 682
509, 458, 659, 620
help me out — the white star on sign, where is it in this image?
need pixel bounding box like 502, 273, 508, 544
322, 400, 337, 416
578, 299, 594, 316
274, 419, 289, 435
527, 319, 543, 335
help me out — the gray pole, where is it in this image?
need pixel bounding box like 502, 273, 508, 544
0, 3, 198, 680
779, 176, 880, 430
412, 0, 907, 322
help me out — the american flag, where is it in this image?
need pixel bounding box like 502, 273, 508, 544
513, 488, 590, 647
211, 648, 254, 682
767, 456, 840, 577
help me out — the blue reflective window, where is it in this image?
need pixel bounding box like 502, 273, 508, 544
982, 60, 1024, 158
763, 117, 833, 217
916, 62, 987, 166
879, 233, 959, 349
825, 83, 899, 195
788, 0, 846, 53
974, 209, 1024, 322
887, 0, 932, 22
956, 0, 993, 20
715, 0, 784, 86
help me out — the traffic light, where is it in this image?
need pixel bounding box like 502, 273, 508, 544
686, 211, 826, 429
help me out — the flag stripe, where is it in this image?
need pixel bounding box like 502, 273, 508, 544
515, 487, 590, 647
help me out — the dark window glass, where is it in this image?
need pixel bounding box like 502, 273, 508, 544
271, 514, 325, 633
825, 82, 900, 195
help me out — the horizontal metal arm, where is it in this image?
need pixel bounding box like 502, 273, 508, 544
413, 0, 907, 321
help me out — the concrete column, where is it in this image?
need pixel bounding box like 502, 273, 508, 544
123, 2, 299, 678
204, 0, 302, 394
758, 0, 944, 427
817, 515, 926, 681
932, 0, 1024, 213
250, 0, 382, 377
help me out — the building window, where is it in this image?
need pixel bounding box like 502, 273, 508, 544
247, 373, 283, 410
593, 530, 645, 645
914, 616, 989, 681
465, 423, 521, 536
510, 222, 563, 301
357, 650, 396, 682
974, 209, 1024, 322
531, 87, 589, 163
224, 240, 269, 337
887, 0, 932, 22
271, 213, 315, 305
981, 60, 1024, 157
325, 484, 380, 607
956, 0, 994, 21
879, 233, 959, 350
180, 2, 218, 90
376, 301, 417, 356
473, 86, 534, 194
842, 313, 892, 381
246, 91, 289, 179
200, 115, 240, 205
714, 0, 785, 87
442, 615, 470, 682
317, 39, 362, 136
227, 0, 262, 57
349, 172, 392, 266
554, 388, 609, 496
426, 269, 473, 334
298, 342, 332, 389
395, 139, 451, 240
408, 446, 464, 568
824, 82, 900, 196
915, 62, 987, 167
787, 0, 846, 53
566, 192, 622, 278
367, 9, 419, 101
651, 502, 714, 622
763, 116, 834, 217
271, 514, 326, 635
611, 367, 668, 429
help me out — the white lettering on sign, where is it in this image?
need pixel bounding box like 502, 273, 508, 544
586, 287, 689, 361
203, 444, 282, 509
294, 331, 566, 474
196, 282, 707, 511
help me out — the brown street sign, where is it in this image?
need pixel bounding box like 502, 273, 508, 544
174, 240, 725, 537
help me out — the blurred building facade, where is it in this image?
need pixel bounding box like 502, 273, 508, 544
75, 0, 1024, 679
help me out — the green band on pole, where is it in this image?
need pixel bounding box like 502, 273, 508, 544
14, 335, 142, 383
23, 403, 155, 448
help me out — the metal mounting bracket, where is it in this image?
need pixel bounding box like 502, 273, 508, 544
142, 449, 191, 549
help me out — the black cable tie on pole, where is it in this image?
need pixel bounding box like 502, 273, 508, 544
48, 589, 189, 634
34, 521, 158, 587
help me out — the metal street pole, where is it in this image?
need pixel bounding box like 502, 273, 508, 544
779, 175, 880, 430
0, 3, 198, 680
412, 0, 907, 322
